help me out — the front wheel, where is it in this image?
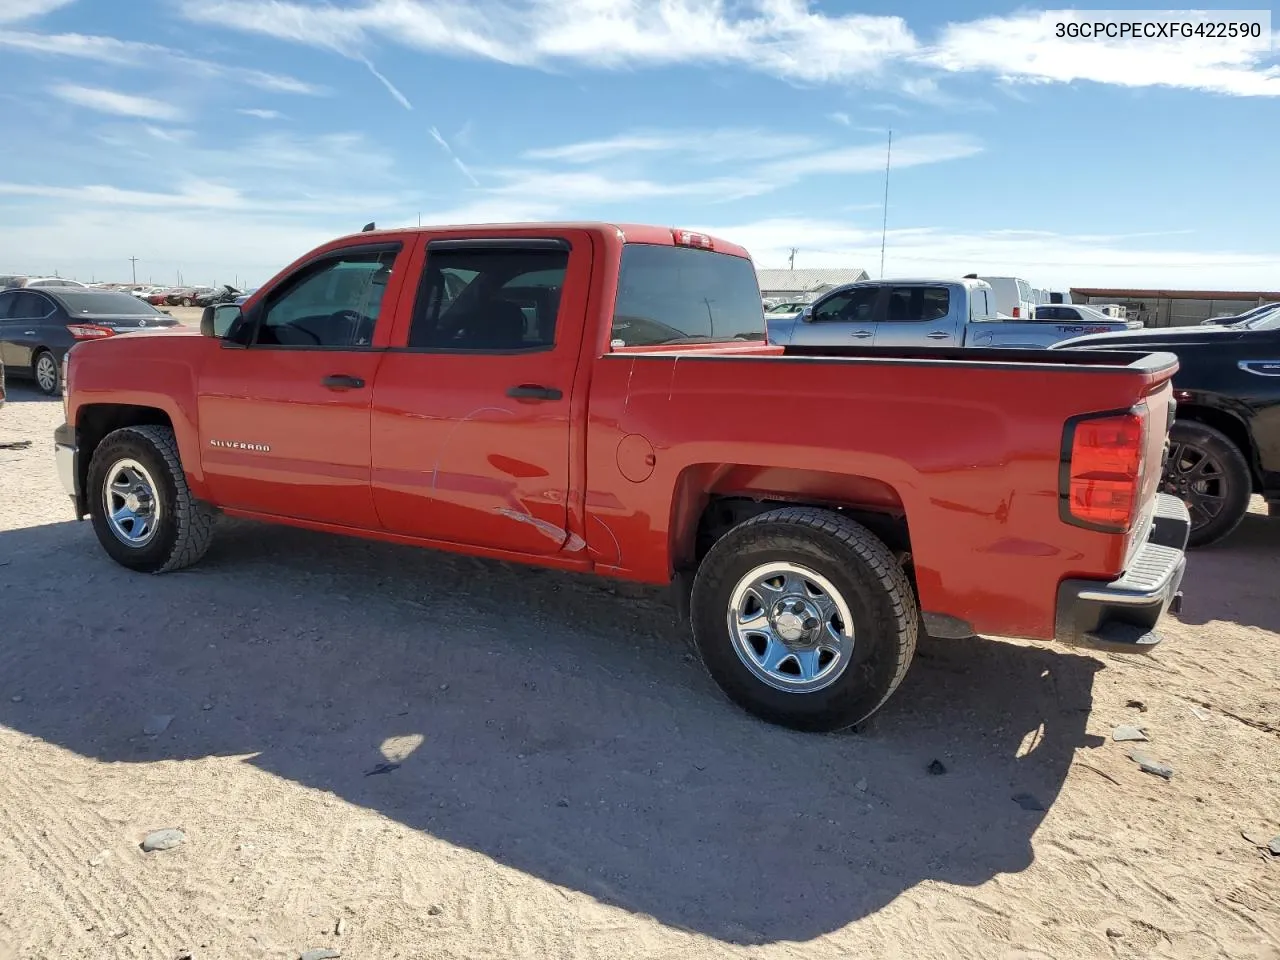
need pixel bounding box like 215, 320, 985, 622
87, 425, 217, 573
690, 507, 918, 732
1162, 420, 1251, 548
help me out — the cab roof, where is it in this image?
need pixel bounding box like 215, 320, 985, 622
332, 221, 753, 261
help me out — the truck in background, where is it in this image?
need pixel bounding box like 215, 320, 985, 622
768, 278, 1139, 349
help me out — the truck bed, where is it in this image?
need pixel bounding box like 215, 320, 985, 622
778, 342, 1178, 373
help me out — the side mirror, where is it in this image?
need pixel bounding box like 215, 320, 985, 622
201, 304, 243, 339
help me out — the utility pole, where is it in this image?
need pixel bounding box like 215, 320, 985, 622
129, 256, 139, 284
879, 129, 892, 280
788, 247, 797, 271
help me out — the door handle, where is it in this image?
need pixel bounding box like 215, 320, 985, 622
322, 374, 365, 390
506, 384, 562, 401
849, 330, 873, 339
926, 331, 950, 339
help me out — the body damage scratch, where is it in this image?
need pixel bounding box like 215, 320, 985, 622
668, 355, 679, 402
622, 359, 636, 416
590, 514, 623, 566
494, 506, 584, 550
431, 406, 514, 493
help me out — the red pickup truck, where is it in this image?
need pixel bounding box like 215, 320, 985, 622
53, 222, 1191, 732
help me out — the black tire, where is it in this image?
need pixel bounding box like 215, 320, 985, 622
1163, 420, 1251, 548
689, 507, 918, 732
86, 425, 217, 573
181, 298, 192, 307
32, 350, 60, 396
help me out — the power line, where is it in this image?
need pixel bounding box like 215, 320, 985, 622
128, 256, 139, 285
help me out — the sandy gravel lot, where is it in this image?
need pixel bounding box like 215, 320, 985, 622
0, 384, 1277, 960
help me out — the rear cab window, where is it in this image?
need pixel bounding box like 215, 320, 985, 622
611, 244, 765, 347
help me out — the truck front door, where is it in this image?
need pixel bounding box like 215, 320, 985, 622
786, 286, 881, 346
196, 240, 409, 527
369, 234, 592, 555
873, 284, 960, 346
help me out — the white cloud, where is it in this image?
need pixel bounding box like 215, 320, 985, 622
761, 132, 979, 178
828, 111, 851, 126
428, 126, 479, 186
179, 1, 1280, 99
0, 30, 324, 94
237, 107, 283, 119
522, 127, 819, 164
182, 0, 918, 83
503, 129, 980, 206
50, 84, 183, 121
924, 10, 1280, 98
696, 216, 1280, 289
360, 55, 412, 109
0, 0, 72, 23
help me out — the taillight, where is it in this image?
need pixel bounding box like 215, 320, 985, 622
1060, 407, 1149, 532
66, 324, 114, 339
672, 229, 714, 250
1012, 307, 1021, 317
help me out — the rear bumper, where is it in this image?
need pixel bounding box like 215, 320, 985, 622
54, 422, 84, 517
1055, 493, 1190, 654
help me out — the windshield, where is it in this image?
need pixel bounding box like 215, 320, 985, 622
1245, 306, 1280, 330
612, 244, 766, 346
1076, 305, 1117, 322
59, 291, 166, 316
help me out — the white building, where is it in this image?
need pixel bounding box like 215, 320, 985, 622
756, 268, 869, 301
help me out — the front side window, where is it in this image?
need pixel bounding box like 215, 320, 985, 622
611, 244, 765, 346
884, 286, 950, 323
257, 249, 397, 348
0, 291, 16, 319
408, 246, 568, 351
811, 287, 879, 324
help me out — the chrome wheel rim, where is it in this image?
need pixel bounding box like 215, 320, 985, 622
1161, 439, 1226, 531
726, 562, 855, 694
103, 458, 162, 547
35, 354, 57, 393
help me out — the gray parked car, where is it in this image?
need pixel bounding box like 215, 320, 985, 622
767, 278, 1140, 349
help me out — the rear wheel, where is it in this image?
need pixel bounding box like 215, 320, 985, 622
87, 425, 217, 573
1162, 420, 1251, 548
33, 350, 60, 396
181, 297, 192, 307
690, 507, 918, 732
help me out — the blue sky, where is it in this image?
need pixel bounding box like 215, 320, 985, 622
0, 0, 1277, 289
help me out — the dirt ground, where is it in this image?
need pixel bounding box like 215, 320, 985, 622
0, 384, 1276, 960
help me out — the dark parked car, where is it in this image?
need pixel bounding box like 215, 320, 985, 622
1054, 308, 1280, 546
0, 288, 178, 395
1199, 301, 1280, 326
194, 284, 242, 307
166, 286, 213, 306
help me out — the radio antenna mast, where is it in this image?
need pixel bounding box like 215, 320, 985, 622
879, 129, 892, 279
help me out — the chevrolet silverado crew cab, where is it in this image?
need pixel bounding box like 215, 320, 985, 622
54, 222, 1190, 732
769, 277, 1139, 349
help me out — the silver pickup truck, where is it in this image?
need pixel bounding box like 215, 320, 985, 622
767, 277, 1140, 348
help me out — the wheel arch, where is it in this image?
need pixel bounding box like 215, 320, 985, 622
1174, 402, 1260, 491
74, 404, 178, 516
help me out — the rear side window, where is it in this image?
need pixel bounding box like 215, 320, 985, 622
884, 286, 950, 323
611, 244, 764, 346
11, 291, 54, 319
408, 246, 568, 351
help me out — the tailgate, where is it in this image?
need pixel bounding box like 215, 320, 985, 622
1125, 376, 1176, 565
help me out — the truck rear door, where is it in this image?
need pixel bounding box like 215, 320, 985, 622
872, 283, 961, 346
369, 232, 594, 555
